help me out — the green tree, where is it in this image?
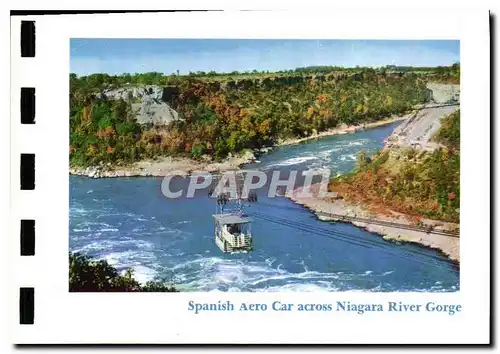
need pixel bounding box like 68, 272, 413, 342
69, 253, 177, 292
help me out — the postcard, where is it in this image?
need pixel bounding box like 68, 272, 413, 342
9, 7, 491, 345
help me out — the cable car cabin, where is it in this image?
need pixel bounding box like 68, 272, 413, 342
213, 213, 253, 253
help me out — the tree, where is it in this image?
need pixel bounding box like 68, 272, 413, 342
356, 151, 371, 170
69, 253, 178, 292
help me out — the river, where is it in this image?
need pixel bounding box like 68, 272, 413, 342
69, 121, 459, 292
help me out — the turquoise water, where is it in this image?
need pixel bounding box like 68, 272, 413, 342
69, 121, 459, 292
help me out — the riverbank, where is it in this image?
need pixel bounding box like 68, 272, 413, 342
70, 111, 416, 178
277, 113, 413, 147
288, 184, 460, 263
69, 150, 257, 178
277, 103, 460, 147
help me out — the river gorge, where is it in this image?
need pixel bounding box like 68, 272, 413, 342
69, 120, 459, 292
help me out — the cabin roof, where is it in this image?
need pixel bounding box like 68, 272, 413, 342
213, 213, 252, 225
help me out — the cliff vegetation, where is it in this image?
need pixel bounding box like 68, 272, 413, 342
70, 64, 459, 168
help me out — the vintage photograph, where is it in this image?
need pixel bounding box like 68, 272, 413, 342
69, 39, 460, 292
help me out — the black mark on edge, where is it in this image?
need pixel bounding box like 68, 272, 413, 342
20, 21, 35, 57
21, 88, 35, 124
20, 154, 35, 190
20, 220, 35, 256
19, 288, 34, 324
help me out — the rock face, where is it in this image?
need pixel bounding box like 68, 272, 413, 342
98, 85, 161, 101
97, 85, 181, 126
384, 83, 460, 151
131, 96, 179, 126
427, 83, 460, 104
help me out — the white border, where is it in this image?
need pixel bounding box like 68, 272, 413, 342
9, 8, 489, 344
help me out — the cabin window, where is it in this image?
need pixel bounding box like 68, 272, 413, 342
228, 224, 241, 234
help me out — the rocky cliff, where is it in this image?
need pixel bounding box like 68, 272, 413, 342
426, 83, 460, 104
97, 85, 181, 126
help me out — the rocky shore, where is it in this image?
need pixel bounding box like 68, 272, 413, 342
69, 149, 262, 178
288, 184, 460, 263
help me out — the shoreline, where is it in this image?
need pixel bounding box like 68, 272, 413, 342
70, 153, 254, 179
277, 113, 412, 147
287, 184, 460, 263
70, 112, 414, 179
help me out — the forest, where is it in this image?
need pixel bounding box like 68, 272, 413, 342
328, 110, 460, 223
69, 64, 460, 168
